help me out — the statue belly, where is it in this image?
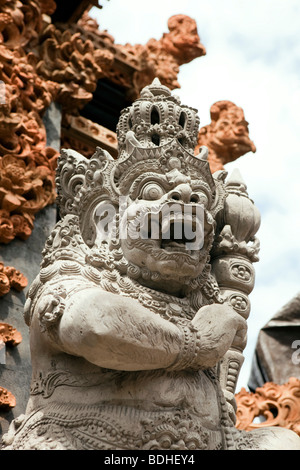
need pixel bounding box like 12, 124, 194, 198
105, 369, 222, 425
5, 369, 225, 450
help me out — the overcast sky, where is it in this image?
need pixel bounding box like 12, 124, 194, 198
90, 0, 300, 390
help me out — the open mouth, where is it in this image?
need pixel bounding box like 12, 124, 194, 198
140, 208, 204, 254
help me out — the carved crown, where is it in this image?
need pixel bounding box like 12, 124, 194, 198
114, 78, 220, 205
117, 78, 200, 153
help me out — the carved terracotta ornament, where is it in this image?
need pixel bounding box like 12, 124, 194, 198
235, 377, 300, 437
34, 23, 112, 112
2, 79, 300, 450
0, 0, 59, 244
0, 321, 22, 410
0, 0, 43, 50
122, 14, 206, 96
0, 321, 22, 346
39, 0, 57, 16
195, 101, 256, 174
73, 12, 206, 100
0, 262, 28, 296
0, 387, 16, 410
33, 12, 206, 113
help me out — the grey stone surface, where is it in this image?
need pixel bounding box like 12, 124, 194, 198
43, 102, 62, 149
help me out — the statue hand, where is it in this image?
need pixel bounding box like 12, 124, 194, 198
190, 303, 247, 369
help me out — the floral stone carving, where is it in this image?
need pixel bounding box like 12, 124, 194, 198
2, 79, 300, 450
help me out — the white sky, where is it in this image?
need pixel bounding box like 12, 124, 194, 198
90, 0, 300, 391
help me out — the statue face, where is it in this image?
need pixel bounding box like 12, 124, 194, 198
118, 168, 214, 293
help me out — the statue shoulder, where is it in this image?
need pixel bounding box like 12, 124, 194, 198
24, 260, 107, 332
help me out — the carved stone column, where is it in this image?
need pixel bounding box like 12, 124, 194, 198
211, 169, 261, 421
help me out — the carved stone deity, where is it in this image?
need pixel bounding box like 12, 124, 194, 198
2, 79, 300, 450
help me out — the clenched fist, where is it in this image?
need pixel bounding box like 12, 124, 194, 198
190, 303, 247, 369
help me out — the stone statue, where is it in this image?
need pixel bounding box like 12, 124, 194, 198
2, 79, 300, 450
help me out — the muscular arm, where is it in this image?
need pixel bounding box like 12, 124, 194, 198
37, 282, 246, 372
57, 288, 184, 371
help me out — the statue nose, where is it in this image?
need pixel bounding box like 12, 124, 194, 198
169, 184, 197, 204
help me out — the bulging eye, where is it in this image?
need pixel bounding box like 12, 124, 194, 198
198, 192, 209, 207
192, 191, 209, 207
140, 183, 165, 200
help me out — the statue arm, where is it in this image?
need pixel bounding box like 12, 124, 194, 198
56, 288, 185, 371
36, 284, 246, 372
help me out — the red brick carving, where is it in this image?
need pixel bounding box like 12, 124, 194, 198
122, 14, 206, 95
0, 0, 58, 244
34, 23, 113, 112
0, 321, 22, 410
164, 14, 206, 61
0, 262, 27, 296
196, 100, 256, 173
39, 0, 57, 15
75, 12, 206, 99
0, 321, 22, 346
235, 377, 300, 437
0, 386, 16, 410
0, 0, 43, 50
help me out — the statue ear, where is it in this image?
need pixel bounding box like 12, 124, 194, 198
79, 192, 120, 248
93, 199, 119, 244
80, 148, 120, 247
56, 147, 119, 248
